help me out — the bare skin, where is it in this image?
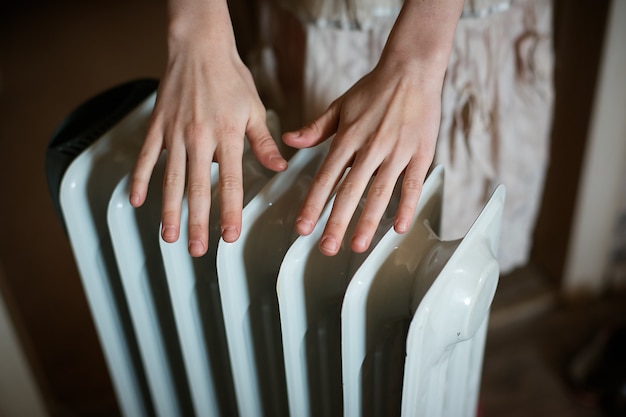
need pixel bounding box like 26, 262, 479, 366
130, 0, 464, 257
282, 0, 464, 255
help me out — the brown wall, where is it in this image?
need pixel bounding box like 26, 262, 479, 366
0, 1, 168, 415
532, 0, 610, 286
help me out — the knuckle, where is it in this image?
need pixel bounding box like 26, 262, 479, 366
324, 218, 345, 232
164, 171, 185, 188
136, 149, 154, 165
161, 208, 179, 222
338, 124, 361, 145
188, 221, 207, 235
308, 119, 322, 134
338, 181, 360, 199
358, 216, 379, 233
187, 182, 210, 199
368, 183, 390, 200
403, 177, 423, 193
220, 209, 239, 224
312, 170, 335, 189
298, 204, 322, 222
218, 126, 241, 140
213, 118, 241, 140
255, 134, 276, 150
220, 207, 242, 228
219, 173, 242, 192
183, 122, 209, 147
366, 130, 388, 153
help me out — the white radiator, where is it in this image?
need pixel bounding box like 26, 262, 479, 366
46, 80, 505, 417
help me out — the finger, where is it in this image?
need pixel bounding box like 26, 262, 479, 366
161, 141, 187, 243
282, 99, 340, 149
394, 156, 431, 234
318, 150, 380, 256
246, 113, 288, 172
350, 161, 403, 253
130, 124, 163, 207
216, 131, 245, 243
294, 137, 353, 238
186, 137, 214, 257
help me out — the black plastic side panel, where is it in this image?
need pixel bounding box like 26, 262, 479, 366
45, 78, 159, 228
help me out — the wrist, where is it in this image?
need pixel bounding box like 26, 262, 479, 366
379, 0, 463, 83
167, 0, 237, 55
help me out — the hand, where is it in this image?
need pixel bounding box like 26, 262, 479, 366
130, 32, 287, 257
283, 59, 443, 256
283, 0, 462, 256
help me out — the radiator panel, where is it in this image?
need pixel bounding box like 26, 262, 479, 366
52, 84, 505, 417
277, 174, 401, 417
401, 185, 504, 417
156, 112, 284, 417
158, 163, 237, 417
216, 146, 328, 417
58, 96, 157, 417
341, 165, 445, 417
107, 158, 195, 417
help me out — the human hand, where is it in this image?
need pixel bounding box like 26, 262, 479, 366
282, 59, 443, 256
129, 32, 287, 257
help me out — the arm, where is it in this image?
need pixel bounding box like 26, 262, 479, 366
283, 0, 464, 256
130, 0, 287, 257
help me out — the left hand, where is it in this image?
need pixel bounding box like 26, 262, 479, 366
282, 58, 443, 256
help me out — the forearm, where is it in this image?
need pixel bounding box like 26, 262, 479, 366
380, 0, 464, 84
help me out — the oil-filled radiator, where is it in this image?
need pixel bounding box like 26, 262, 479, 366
45, 79, 505, 417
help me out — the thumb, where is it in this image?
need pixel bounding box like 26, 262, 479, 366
246, 115, 288, 172
282, 100, 340, 149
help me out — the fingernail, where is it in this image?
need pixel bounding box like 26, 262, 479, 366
162, 225, 177, 241
296, 217, 313, 235
395, 219, 409, 233
188, 240, 205, 257
130, 192, 141, 206
271, 155, 287, 170
320, 236, 338, 254
221, 226, 239, 243
352, 234, 368, 251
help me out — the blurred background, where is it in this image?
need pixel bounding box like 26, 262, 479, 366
0, 0, 625, 416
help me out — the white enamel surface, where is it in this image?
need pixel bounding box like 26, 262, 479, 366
341, 165, 446, 417
62, 92, 504, 417
216, 146, 327, 417
341, 163, 504, 417
276, 177, 400, 417
59, 96, 156, 417
400, 185, 504, 417
107, 158, 194, 417
156, 112, 283, 417
159, 163, 225, 417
